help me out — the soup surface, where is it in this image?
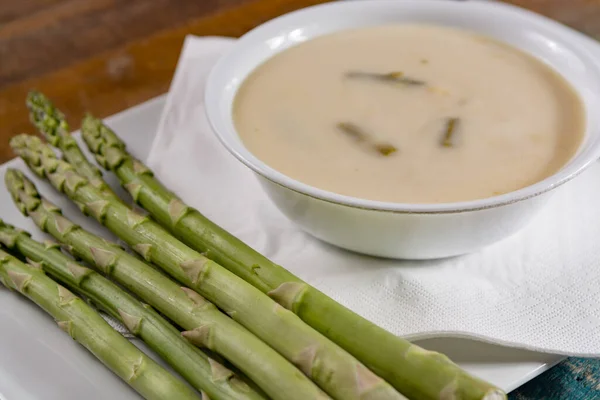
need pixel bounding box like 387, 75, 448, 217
233, 24, 585, 203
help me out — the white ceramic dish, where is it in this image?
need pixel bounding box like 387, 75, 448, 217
205, 0, 600, 259
0, 96, 561, 399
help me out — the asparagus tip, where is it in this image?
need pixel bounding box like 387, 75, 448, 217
25, 91, 68, 143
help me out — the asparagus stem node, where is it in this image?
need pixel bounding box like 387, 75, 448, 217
26, 91, 116, 198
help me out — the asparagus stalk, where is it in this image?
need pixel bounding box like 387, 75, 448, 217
27, 91, 116, 198
81, 115, 505, 400
5, 167, 326, 400
11, 134, 405, 400
0, 217, 266, 400
0, 247, 201, 400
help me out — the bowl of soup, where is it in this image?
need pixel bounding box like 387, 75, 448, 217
205, 0, 600, 259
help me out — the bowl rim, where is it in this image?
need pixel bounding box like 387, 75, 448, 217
205, 0, 600, 214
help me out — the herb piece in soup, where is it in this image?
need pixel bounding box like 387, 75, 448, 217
337, 122, 369, 143
375, 143, 398, 156
345, 71, 426, 86
441, 117, 460, 147
337, 122, 398, 156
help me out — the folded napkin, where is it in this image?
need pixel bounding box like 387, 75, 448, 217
147, 35, 600, 356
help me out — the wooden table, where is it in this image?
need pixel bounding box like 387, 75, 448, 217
1, 0, 599, 398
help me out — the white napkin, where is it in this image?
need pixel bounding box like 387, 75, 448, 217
147, 35, 600, 356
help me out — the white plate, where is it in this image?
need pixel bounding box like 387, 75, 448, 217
0, 96, 561, 399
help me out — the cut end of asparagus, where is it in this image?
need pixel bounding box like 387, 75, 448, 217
26, 91, 69, 146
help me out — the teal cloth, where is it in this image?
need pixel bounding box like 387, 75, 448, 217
509, 358, 600, 399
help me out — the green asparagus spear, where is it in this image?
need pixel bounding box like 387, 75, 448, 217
5, 167, 326, 400
0, 247, 201, 400
0, 217, 266, 400
11, 134, 404, 400
26, 91, 116, 198
80, 115, 505, 400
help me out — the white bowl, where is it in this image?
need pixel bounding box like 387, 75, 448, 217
205, 0, 600, 259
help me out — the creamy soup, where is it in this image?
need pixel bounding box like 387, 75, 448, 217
233, 24, 585, 203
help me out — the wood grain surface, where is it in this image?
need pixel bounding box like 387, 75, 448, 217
1, 0, 600, 398
0, 0, 332, 163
